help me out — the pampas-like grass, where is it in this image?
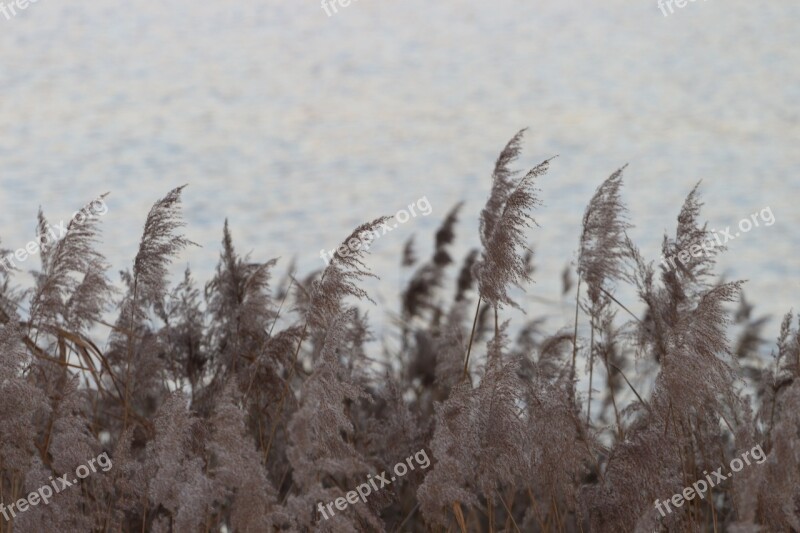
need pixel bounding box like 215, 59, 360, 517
30, 195, 113, 334
309, 217, 389, 327
0, 134, 795, 532
574, 167, 631, 424
464, 130, 552, 382
419, 323, 529, 530
403, 202, 462, 323
205, 220, 278, 375
473, 158, 549, 311
577, 167, 630, 306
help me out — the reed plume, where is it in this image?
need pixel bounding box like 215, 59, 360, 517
0, 142, 793, 532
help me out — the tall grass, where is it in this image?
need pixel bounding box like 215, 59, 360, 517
0, 134, 794, 532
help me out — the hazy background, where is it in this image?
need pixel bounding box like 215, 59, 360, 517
0, 0, 797, 342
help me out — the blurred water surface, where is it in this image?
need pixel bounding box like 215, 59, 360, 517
0, 0, 797, 337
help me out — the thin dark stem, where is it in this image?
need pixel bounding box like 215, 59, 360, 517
496, 489, 521, 533
244, 277, 295, 403
392, 503, 419, 533
264, 269, 323, 464
123, 278, 138, 430
263, 319, 307, 464
602, 351, 624, 440
599, 287, 641, 324
269, 277, 294, 337
462, 296, 482, 382
607, 362, 650, 412
587, 313, 594, 425
571, 276, 582, 377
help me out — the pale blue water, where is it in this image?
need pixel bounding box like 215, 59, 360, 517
0, 0, 798, 340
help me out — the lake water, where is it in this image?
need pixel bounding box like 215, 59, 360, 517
0, 0, 798, 343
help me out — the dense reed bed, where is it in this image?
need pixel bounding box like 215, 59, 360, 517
0, 131, 796, 532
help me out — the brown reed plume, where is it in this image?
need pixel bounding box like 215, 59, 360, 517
463, 128, 552, 380
0, 138, 795, 532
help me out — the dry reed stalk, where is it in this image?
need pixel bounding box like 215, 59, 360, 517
527, 488, 548, 531
497, 488, 522, 533
571, 276, 581, 377
452, 502, 468, 533
461, 295, 481, 381
587, 315, 595, 424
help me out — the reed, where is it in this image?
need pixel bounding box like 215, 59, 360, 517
0, 136, 790, 532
